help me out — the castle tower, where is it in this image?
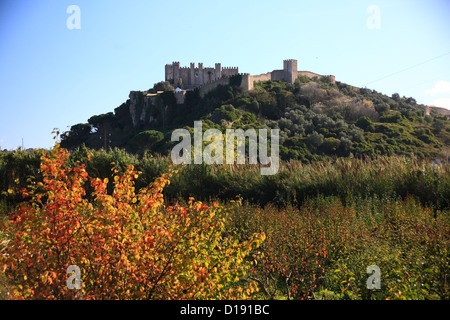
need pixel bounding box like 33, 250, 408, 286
330, 75, 336, 84
172, 61, 180, 87
198, 62, 204, 85
215, 63, 221, 80
189, 62, 195, 86
165, 64, 173, 83
283, 59, 298, 84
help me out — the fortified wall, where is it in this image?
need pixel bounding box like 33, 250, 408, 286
165, 62, 239, 89
128, 59, 336, 126
195, 59, 335, 96
165, 59, 336, 96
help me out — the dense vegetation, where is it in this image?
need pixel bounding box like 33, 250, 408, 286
60, 76, 450, 161
1, 147, 449, 211
1, 145, 449, 300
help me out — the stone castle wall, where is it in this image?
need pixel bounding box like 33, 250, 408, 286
198, 76, 236, 97
221, 66, 239, 78
165, 62, 238, 89
298, 71, 336, 84
163, 59, 336, 102
247, 72, 272, 91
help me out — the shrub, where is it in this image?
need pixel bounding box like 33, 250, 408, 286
0, 143, 264, 299
307, 131, 324, 147
227, 196, 450, 300
432, 119, 446, 133
128, 130, 164, 154
215, 105, 240, 122
321, 137, 341, 154
380, 112, 404, 124
355, 116, 373, 131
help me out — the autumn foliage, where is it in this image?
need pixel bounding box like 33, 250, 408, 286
0, 142, 264, 299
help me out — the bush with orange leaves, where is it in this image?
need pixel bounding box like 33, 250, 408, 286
0, 143, 264, 299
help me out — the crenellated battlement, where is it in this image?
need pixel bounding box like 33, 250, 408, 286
165, 61, 239, 89
163, 59, 336, 102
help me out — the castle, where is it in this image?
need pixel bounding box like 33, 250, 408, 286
130, 59, 336, 125
165, 62, 239, 89
164, 59, 335, 99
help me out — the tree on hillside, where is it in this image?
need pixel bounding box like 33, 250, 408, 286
392, 93, 400, 101
128, 130, 164, 154
300, 82, 326, 107
60, 123, 92, 149
307, 131, 324, 147
355, 116, 374, 131
88, 112, 116, 149
432, 118, 446, 133
150, 81, 174, 93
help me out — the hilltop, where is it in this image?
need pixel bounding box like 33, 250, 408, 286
60, 66, 450, 162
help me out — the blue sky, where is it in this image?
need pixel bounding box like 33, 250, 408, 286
0, 0, 449, 150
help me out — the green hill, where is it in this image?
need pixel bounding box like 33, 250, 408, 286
60, 75, 450, 162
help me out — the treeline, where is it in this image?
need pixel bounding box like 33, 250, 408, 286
1, 147, 449, 212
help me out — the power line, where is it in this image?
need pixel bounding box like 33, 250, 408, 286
364, 51, 450, 86
399, 76, 441, 92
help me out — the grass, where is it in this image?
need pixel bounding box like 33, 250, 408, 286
2, 148, 449, 211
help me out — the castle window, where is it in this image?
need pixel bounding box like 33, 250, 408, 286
195, 72, 199, 77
